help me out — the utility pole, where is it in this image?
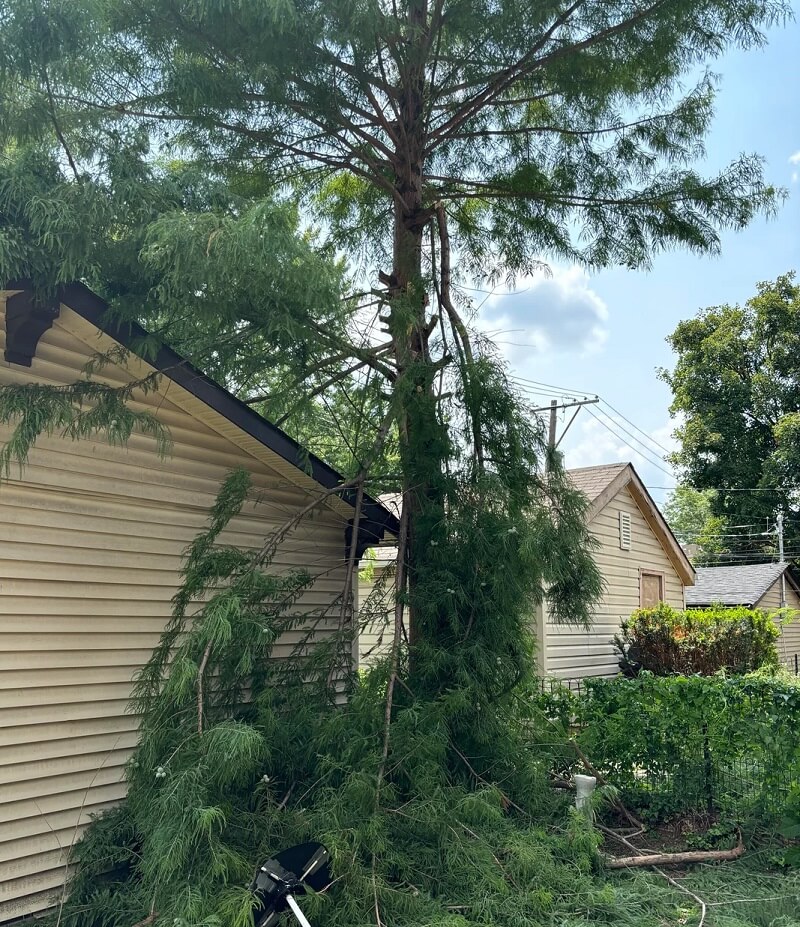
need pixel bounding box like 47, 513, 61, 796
777, 512, 786, 607
531, 397, 600, 471
547, 399, 558, 453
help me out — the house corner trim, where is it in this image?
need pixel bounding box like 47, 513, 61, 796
4, 289, 60, 367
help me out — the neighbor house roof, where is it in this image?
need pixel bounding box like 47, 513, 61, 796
568, 462, 695, 587
568, 463, 629, 505
686, 562, 800, 607
3, 280, 399, 547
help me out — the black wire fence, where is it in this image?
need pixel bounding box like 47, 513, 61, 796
534, 669, 800, 823
780, 652, 800, 676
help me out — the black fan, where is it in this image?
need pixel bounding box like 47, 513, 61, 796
250, 842, 332, 927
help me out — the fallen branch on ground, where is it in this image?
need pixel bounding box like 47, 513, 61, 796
598, 825, 743, 927
603, 842, 745, 869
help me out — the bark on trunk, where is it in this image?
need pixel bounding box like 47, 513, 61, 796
390, 0, 434, 655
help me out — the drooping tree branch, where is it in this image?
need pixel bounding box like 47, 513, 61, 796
376, 493, 409, 799
434, 202, 484, 472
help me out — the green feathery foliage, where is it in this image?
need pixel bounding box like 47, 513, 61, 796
40, 463, 605, 927
0, 376, 170, 476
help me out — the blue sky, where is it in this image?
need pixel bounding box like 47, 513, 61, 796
480, 10, 800, 508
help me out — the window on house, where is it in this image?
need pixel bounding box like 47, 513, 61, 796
619, 511, 632, 550
640, 571, 664, 608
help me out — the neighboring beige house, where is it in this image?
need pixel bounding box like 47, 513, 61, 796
686, 562, 800, 669
536, 463, 695, 679
357, 464, 695, 680
0, 283, 395, 921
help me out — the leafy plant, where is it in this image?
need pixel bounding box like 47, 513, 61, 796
614, 603, 779, 676
662, 273, 800, 561
541, 673, 800, 823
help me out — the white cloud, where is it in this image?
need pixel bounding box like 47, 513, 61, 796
789, 150, 800, 165
478, 266, 609, 363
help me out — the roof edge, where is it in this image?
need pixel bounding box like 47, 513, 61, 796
5, 280, 399, 542
587, 462, 695, 587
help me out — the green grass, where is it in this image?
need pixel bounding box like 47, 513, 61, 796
606, 853, 800, 927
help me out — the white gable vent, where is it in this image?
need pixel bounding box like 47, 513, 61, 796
619, 511, 632, 550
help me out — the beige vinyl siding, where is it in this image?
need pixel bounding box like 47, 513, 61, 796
756, 579, 800, 668
357, 565, 393, 667
544, 485, 685, 679
0, 303, 350, 920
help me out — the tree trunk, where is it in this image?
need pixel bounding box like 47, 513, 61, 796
389, 0, 444, 660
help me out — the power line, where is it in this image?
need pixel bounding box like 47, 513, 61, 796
506, 375, 799, 501
510, 374, 597, 399
511, 379, 674, 475
583, 406, 676, 478
678, 530, 771, 540
593, 407, 674, 472
512, 376, 674, 464
600, 399, 674, 456
649, 485, 800, 493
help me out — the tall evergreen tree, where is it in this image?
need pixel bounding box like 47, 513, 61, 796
0, 0, 787, 661
0, 5, 792, 924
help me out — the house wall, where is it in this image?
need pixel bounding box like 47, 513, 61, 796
756, 579, 800, 670
0, 302, 350, 920
543, 485, 685, 679
357, 563, 393, 667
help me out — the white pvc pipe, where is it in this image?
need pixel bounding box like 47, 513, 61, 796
286, 895, 313, 927
574, 774, 597, 811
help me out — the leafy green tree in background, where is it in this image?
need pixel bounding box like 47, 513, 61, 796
663, 485, 732, 565
662, 273, 800, 564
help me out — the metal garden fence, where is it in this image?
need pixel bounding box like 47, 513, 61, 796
534, 672, 800, 822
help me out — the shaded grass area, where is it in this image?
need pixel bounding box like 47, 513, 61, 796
606, 853, 800, 927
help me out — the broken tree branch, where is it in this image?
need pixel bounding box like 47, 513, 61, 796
603, 843, 745, 870
598, 825, 737, 927
434, 202, 483, 472
376, 496, 409, 800
197, 640, 213, 735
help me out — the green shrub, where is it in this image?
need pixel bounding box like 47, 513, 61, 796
530, 673, 800, 823
614, 602, 779, 676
